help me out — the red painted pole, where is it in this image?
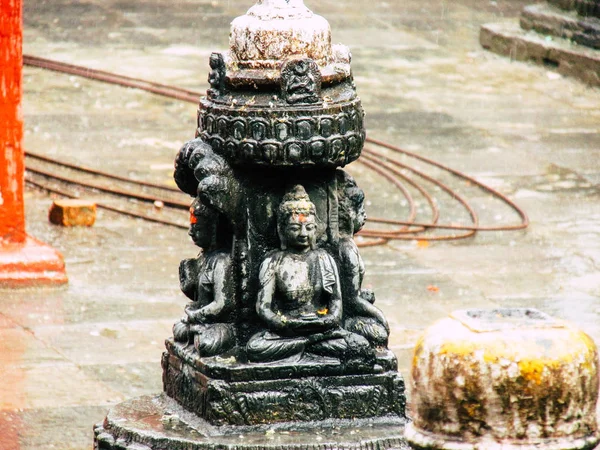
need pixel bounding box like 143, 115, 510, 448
0, 0, 67, 286
0, 0, 26, 243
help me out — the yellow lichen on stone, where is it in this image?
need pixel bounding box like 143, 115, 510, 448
518, 358, 557, 385
438, 340, 477, 358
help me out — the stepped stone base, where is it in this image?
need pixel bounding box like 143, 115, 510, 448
162, 339, 406, 426
94, 394, 409, 450
521, 4, 600, 50
480, 21, 600, 86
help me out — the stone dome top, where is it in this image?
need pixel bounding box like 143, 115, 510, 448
246, 0, 314, 20
229, 0, 333, 70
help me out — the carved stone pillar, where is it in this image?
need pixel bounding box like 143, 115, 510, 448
94, 2, 406, 448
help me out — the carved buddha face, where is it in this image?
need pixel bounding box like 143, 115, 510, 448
282, 212, 317, 252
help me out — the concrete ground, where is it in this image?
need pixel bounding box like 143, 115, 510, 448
1, 0, 599, 448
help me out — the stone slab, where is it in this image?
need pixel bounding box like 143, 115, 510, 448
480, 21, 600, 87
94, 394, 409, 450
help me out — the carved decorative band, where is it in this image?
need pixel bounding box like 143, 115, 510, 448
199, 131, 365, 167
198, 104, 366, 167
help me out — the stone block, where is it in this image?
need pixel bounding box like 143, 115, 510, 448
49, 199, 96, 227
406, 308, 600, 450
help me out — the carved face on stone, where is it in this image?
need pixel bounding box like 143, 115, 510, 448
189, 198, 219, 249
337, 170, 367, 235
282, 212, 317, 252
277, 185, 319, 251
353, 203, 367, 234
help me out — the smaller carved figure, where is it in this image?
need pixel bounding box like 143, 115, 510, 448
246, 185, 374, 367
174, 198, 235, 357
281, 58, 322, 104
174, 138, 205, 197
208, 52, 226, 97
337, 170, 390, 347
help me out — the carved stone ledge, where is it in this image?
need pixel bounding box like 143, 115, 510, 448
164, 338, 398, 381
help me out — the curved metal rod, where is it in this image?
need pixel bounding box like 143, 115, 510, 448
22, 54, 529, 245
366, 137, 530, 231
25, 177, 189, 229
26, 165, 189, 209
26, 150, 180, 192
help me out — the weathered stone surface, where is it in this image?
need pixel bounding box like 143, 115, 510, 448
407, 309, 600, 450
521, 4, 600, 50
480, 21, 600, 87
48, 199, 97, 227
229, 0, 332, 70
93, 394, 409, 450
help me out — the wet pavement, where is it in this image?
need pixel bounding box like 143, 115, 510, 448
1, 0, 599, 449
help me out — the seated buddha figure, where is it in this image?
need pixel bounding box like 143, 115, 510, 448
246, 185, 374, 366
337, 170, 390, 347
173, 198, 235, 357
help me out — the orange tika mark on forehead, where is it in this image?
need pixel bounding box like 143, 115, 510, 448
293, 213, 308, 223
190, 207, 198, 224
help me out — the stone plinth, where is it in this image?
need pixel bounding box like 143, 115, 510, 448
162, 339, 405, 426
480, 22, 600, 87
0, 237, 67, 287
406, 308, 600, 450
94, 395, 408, 450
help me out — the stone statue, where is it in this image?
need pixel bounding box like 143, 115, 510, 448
337, 170, 390, 347
246, 185, 375, 366
207, 52, 226, 97
96, 2, 406, 446
173, 198, 235, 357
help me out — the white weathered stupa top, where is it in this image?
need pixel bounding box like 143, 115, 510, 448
229, 0, 333, 70
246, 0, 314, 19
